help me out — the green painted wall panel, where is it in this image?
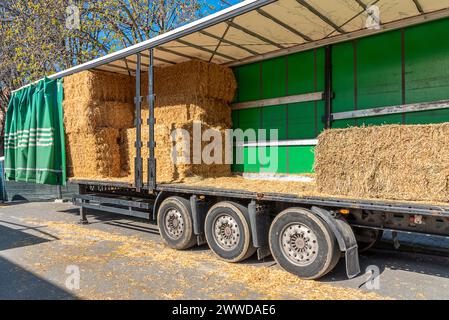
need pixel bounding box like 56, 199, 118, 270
288, 146, 315, 174
287, 102, 317, 139
238, 108, 261, 140
262, 57, 287, 99
357, 31, 403, 126
287, 50, 315, 95
332, 42, 356, 129
315, 48, 325, 92
262, 105, 287, 141
235, 63, 261, 102
244, 147, 259, 173
405, 18, 449, 124
232, 147, 243, 173
260, 146, 287, 174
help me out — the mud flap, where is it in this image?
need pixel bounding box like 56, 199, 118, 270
335, 219, 361, 279
311, 206, 361, 279
345, 245, 361, 279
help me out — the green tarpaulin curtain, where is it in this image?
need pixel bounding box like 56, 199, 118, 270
4, 77, 66, 186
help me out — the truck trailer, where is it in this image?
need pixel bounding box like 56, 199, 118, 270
7, 0, 449, 280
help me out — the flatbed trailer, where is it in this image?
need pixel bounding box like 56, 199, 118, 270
71, 179, 449, 279
10, 0, 449, 280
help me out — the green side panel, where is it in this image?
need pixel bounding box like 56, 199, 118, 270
238, 108, 261, 140
357, 31, 403, 125
244, 147, 259, 173
287, 102, 317, 139
315, 48, 325, 92
332, 41, 356, 129
232, 146, 244, 173
262, 105, 287, 141
260, 146, 287, 174
4, 78, 66, 185
231, 110, 242, 173
231, 110, 239, 128
288, 146, 315, 174
234, 63, 261, 102
287, 50, 315, 95
405, 18, 449, 124
316, 100, 326, 135
262, 57, 287, 99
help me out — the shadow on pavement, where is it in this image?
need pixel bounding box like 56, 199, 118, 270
0, 256, 76, 299
0, 221, 76, 299
321, 242, 449, 285
0, 221, 59, 251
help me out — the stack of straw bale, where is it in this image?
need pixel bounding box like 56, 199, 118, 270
122, 60, 236, 182
63, 70, 135, 179
64, 60, 236, 183
315, 123, 449, 203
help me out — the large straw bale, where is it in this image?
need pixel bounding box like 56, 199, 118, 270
64, 70, 134, 103
66, 128, 121, 179
140, 60, 237, 102
315, 123, 449, 203
122, 122, 231, 183
63, 98, 134, 133
140, 99, 231, 128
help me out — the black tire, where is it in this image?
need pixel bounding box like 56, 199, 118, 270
269, 208, 340, 280
157, 196, 196, 250
205, 201, 256, 263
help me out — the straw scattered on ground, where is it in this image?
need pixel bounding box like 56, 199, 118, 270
20, 218, 388, 300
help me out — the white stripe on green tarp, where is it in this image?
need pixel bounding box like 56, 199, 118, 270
5, 143, 54, 149
5, 168, 62, 173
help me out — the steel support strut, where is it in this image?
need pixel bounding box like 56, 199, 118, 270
147, 49, 157, 192
135, 53, 143, 191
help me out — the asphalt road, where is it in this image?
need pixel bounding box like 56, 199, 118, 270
1, 201, 449, 300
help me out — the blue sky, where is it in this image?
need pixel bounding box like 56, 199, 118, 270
209, 0, 243, 13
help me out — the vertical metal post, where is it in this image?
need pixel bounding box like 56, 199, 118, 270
135, 53, 143, 191
78, 184, 88, 225
324, 45, 333, 129
147, 49, 156, 192
56, 185, 62, 200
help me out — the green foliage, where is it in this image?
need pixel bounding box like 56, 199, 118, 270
0, 0, 218, 107
0, 0, 222, 155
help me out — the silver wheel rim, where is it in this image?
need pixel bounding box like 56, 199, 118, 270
164, 208, 184, 240
279, 223, 319, 267
212, 214, 240, 251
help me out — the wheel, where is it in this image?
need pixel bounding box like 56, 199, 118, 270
269, 208, 340, 280
157, 196, 196, 250
204, 201, 256, 263
354, 228, 383, 253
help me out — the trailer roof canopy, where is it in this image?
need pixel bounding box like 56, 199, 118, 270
14, 0, 449, 89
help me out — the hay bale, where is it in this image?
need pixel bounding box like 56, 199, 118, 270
140, 98, 231, 128
64, 61, 235, 183
140, 60, 237, 103
66, 128, 121, 179
63, 98, 134, 133
315, 123, 449, 203
122, 122, 231, 183
64, 70, 134, 103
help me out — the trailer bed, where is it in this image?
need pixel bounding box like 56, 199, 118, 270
70, 176, 449, 217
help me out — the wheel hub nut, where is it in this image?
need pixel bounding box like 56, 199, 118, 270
224, 226, 232, 237
295, 238, 306, 249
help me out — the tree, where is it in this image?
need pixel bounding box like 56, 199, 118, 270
0, 0, 228, 156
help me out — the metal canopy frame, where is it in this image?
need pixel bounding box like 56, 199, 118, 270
12, 0, 449, 88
